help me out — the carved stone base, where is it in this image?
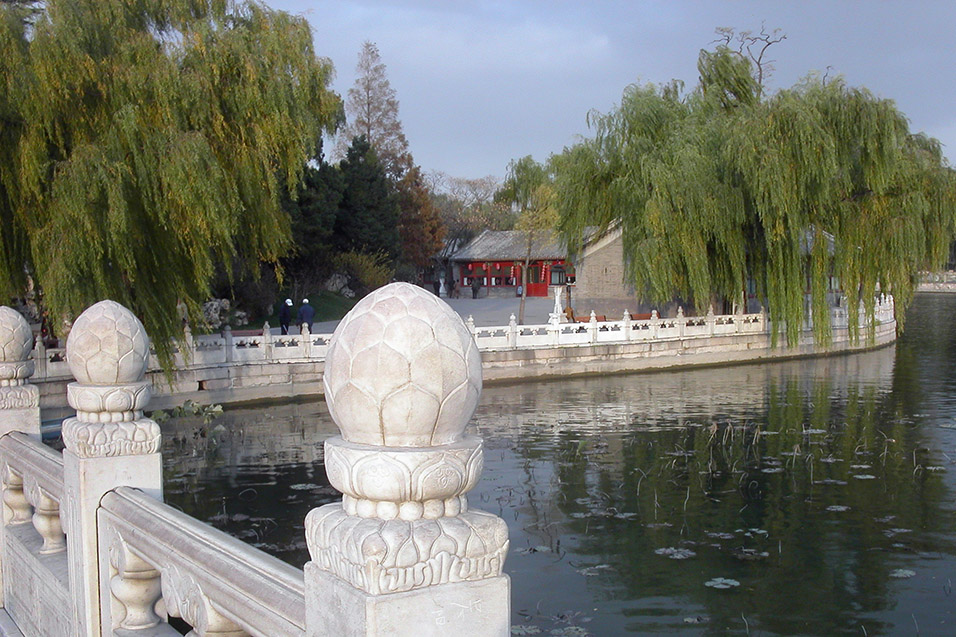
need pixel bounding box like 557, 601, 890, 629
306, 504, 508, 595
306, 564, 510, 637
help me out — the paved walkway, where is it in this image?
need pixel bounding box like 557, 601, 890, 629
310, 295, 555, 334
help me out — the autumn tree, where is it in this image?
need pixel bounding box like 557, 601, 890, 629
396, 166, 445, 271
553, 41, 956, 345
0, 0, 341, 361
336, 41, 412, 180
430, 173, 513, 259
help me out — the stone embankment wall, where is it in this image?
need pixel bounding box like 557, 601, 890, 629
917, 271, 956, 293
34, 297, 897, 416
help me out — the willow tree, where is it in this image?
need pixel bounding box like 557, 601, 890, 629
0, 0, 341, 361
497, 156, 556, 324
554, 45, 956, 345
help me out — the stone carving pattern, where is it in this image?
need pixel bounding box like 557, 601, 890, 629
24, 475, 64, 554
323, 282, 482, 447
0, 383, 39, 409
161, 564, 247, 636
59, 301, 161, 458
106, 527, 162, 630
307, 283, 509, 595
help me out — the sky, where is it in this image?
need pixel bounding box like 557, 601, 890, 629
268, 1, 956, 181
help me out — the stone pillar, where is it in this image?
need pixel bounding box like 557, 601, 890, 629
650, 309, 660, 339
222, 324, 234, 363
60, 300, 163, 636
706, 305, 716, 336
588, 310, 598, 343
305, 283, 510, 637
0, 306, 41, 609
677, 306, 685, 339
622, 310, 632, 341
508, 314, 518, 349
0, 307, 40, 439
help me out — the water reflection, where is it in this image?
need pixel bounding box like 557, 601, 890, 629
163, 296, 956, 635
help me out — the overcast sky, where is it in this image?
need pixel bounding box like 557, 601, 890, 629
269, 1, 956, 181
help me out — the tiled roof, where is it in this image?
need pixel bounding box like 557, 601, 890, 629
450, 229, 566, 262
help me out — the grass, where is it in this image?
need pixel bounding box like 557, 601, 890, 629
249, 290, 359, 329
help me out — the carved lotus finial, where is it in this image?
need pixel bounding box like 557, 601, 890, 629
66, 300, 150, 385
0, 306, 34, 363
323, 282, 482, 447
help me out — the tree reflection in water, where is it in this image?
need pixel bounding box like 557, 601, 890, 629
164, 295, 956, 635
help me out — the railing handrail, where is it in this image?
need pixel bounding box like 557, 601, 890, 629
0, 432, 64, 501
100, 486, 306, 636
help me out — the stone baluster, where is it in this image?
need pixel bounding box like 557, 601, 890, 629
184, 324, 195, 362
650, 309, 660, 339
588, 310, 598, 343
26, 480, 65, 554
60, 300, 163, 636
677, 306, 685, 338
305, 282, 509, 637
508, 314, 518, 348
623, 310, 632, 341
0, 306, 41, 608
706, 305, 716, 336
2, 467, 31, 526
465, 314, 476, 335
34, 339, 47, 380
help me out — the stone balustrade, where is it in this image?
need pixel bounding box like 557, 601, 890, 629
30, 293, 897, 387
0, 285, 510, 636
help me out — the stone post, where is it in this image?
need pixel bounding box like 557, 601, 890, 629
588, 310, 598, 344
622, 310, 632, 341
508, 314, 518, 349
302, 323, 313, 358
650, 309, 660, 339
60, 301, 163, 636
0, 306, 41, 608
706, 305, 716, 336
305, 283, 510, 637
262, 321, 273, 360
0, 307, 41, 439
223, 324, 234, 363
677, 306, 685, 339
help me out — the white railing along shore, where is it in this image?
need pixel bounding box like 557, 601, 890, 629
29, 295, 897, 383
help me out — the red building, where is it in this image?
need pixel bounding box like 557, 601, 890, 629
449, 229, 573, 297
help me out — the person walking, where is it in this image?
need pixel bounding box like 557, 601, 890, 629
297, 298, 315, 333
471, 276, 481, 299
278, 298, 293, 335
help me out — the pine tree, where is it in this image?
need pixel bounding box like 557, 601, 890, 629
0, 0, 341, 362
336, 41, 412, 181
335, 136, 401, 259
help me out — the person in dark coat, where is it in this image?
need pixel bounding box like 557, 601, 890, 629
297, 298, 315, 332
471, 276, 481, 299
278, 298, 293, 335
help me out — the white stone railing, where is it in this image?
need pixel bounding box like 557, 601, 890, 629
0, 286, 510, 636
29, 294, 897, 387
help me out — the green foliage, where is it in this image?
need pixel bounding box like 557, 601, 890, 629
283, 157, 344, 284
0, 0, 342, 365
334, 136, 400, 259
150, 400, 222, 425
554, 43, 956, 345
335, 250, 393, 295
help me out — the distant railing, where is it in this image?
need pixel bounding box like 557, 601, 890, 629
29, 295, 897, 383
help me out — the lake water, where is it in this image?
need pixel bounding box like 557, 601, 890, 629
161, 294, 956, 635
